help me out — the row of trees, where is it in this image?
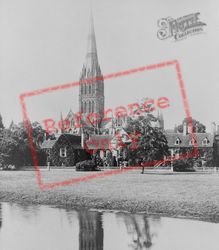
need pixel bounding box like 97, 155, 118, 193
0, 115, 46, 168
0, 112, 214, 168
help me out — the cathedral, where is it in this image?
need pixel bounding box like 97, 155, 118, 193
41, 12, 164, 166
59, 12, 164, 136
41, 13, 215, 168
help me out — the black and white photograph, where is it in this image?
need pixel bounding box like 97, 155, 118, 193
0, 0, 218, 249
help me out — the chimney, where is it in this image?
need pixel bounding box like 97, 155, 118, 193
183, 122, 187, 136
44, 132, 47, 141
211, 122, 216, 135
188, 123, 193, 134
81, 129, 85, 148
217, 125, 219, 135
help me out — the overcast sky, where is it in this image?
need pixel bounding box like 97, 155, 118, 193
0, 0, 219, 131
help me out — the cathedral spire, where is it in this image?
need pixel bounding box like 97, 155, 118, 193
81, 10, 100, 78
79, 11, 105, 128
87, 9, 97, 56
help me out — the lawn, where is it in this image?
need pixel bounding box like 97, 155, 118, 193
0, 169, 218, 222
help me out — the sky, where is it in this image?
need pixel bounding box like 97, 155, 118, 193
0, 0, 219, 131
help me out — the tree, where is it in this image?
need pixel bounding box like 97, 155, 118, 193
0, 121, 46, 168
0, 114, 4, 129
0, 129, 18, 167
176, 117, 206, 133
124, 114, 169, 171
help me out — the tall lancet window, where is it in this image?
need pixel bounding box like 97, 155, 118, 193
84, 102, 87, 113
87, 101, 89, 113
89, 84, 91, 94
92, 101, 94, 112
92, 84, 95, 94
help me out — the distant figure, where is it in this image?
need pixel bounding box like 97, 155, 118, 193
47, 161, 51, 171
140, 160, 144, 174
119, 161, 123, 170
113, 156, 117, 167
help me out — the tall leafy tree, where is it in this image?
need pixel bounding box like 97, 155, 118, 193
124, 114, 169, 169
0, 121, 46, 167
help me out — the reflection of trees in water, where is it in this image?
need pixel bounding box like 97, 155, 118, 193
119, 213, 160, 250
78, 211, 103, 250
7, 203, 41, 222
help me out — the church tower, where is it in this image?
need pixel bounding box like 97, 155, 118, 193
79, 12, 104, 126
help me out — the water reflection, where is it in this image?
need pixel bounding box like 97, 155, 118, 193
0, 202, 218, 250
120, 214, 154, 249
79, 211, 103, 250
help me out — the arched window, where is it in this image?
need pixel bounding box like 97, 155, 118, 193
175, 138, 181, 145
92, 84, 95, 94
92, 101, 94, 112
202, 137, 209, 146
89, 85, 91, 94
84, 102, 87, 113
87, 101, 89, 113
89, 101, 91, 113
60, 147, 67, 157
189, 137, 197, 145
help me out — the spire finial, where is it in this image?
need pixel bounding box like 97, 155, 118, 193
84, 7, 98, 76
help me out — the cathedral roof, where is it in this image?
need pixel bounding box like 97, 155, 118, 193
85, 135, 113, 150
41, 134, 82, 149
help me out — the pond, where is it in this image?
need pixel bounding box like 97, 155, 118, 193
0, 202, 218, 250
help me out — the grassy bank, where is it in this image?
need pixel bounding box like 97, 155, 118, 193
0, 169, 218, 222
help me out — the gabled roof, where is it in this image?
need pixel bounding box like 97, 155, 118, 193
41, 134, 82, 150
58, 134, 82, 149
165, 129, 175, 133
65, 109, 74, 122
41, 139, 57, 149
85, 135, 113, 150
85, 130, 132, 150
165, 132, 214, 148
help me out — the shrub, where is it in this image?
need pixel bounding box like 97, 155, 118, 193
75, 160, 100, 171
173, 159, 196, 172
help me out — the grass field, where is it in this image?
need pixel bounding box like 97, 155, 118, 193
0, 169, 218, 222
